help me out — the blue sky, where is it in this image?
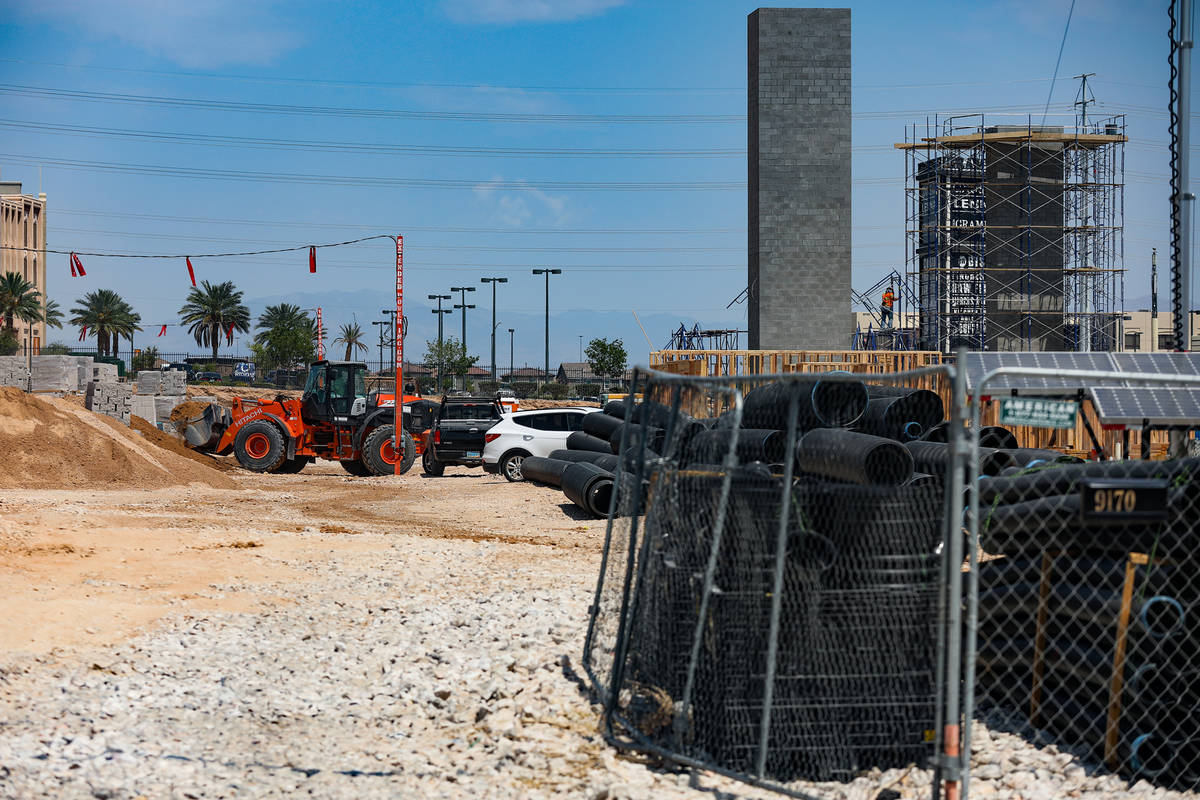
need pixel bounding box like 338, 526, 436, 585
0, 0, 1188, 368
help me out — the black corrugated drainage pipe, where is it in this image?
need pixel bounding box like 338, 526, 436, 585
904, 440, 1017, 477
519, 456, 574, 488
582, 410, 624, 439
603, 399, 628, 418
741, 378, 869, 430
608, 423, 665, 455
561, 461, 615, 518
686, 428, 788, 465
795, 429, 915, 486
566, 430, 614, 453
979, 426, 1019, 449
978, 458, 1200, 507
996, 448, 1085, 468
855, 390, 945, 441
548, 449, 620, 471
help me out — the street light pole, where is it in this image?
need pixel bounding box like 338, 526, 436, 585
480, 276, 508, 383
428, 293, 451, 392
450, 286, 476, 352
531, 268, 562, 387
508, 328, 515, 383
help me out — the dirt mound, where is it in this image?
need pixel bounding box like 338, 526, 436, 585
129, 415, 237, 472
169, 400, 216, 426
187, 385, 299, 406
0, 388, 235, 490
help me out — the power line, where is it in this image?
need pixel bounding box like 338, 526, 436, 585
0, 119, 744, 159
0, 234, 392, 259
0, 152, 744, 191
0, 84, 743, 124
1040, 0, 1077, 127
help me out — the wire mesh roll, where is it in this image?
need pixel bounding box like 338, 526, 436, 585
904, 440, 1016, 477
795, 429, 915, 486
566, 430, 614, 453
582, 410, 624, 439
519, 456, 573, 488
741, 378, 869, 431
686, 428, 788, 465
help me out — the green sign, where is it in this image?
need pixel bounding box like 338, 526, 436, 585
999, 397, 1079, 429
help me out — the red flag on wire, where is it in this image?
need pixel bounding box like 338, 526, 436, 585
309, 246, 316, 273
78, 326, 87, 342
70, 253, 85, 276
158, 325, 167, 337
185, 257, 196, 287
69, 253, 77, 277
226, 322, 234, 343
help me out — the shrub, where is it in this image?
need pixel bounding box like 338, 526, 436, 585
544, 382, 569, 400
42, 341, 72, 355
512, 381, 536, 398
0, 328, 18, 356
577, 382, 600, 397
478, 380, 499, 395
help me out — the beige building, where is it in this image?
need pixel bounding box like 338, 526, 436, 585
0, 176, 47, 355
1121, 310, 1200, 352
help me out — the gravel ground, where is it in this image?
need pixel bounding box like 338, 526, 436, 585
1, 466, 1198, 799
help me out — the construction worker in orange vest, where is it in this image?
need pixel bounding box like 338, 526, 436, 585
881, 285, 895, 328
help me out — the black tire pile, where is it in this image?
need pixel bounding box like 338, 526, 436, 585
974, 458, 1200, 788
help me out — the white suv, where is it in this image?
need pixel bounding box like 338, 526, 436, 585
482, 407, 596, 481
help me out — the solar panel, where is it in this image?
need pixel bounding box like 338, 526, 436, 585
1111, 352, 1200, 386
964, 352, 1123, 395
1090, 386, 1200, 426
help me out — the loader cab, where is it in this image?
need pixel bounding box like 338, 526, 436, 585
301, 360, 369, 424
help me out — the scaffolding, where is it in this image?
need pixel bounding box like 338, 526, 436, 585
896, 114, 1126, 353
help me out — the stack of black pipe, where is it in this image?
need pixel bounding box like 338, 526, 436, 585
974, 458, 1200, 788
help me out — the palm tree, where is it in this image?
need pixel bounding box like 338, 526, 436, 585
334, 322, 368, 360
254, 302, 308, 345
179, 280, 251, 364
69, 289, 142, 356
0, 272, 43, 334
42, 298, 64, 329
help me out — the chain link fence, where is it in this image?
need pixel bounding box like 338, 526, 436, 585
963, 365, 1200, 798
583, 365, 960, 797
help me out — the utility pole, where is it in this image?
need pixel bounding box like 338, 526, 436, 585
1174, 0, 1195, 350
1152, 248, 1160, 351
578, 334, 583, 362
1073, 73, 1096, 129
508, 328, 514, 384
450, 286, 476, 353
379, 309, 396, 374
480, 276, 508, 382
372, 320, 387, 372
428, 294, 451, 391
531, 268, 562, 387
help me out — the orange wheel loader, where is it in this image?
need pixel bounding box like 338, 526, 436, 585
179, 360, 435, 476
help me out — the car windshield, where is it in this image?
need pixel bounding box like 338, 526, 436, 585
442, 403, 500, 421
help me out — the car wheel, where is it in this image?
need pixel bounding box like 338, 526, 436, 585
233, 420, 287, 472
422, 447, 446, 477
364, 426, 416, 476
501, 450, 529, 482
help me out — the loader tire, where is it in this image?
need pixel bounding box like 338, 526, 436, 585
234, 420, 287, 473
340, 458, 372, 477
275, 456, 312, 474
364, 425, 415, 476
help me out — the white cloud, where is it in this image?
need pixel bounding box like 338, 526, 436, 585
442, 0, 627, 25
473, 176, 571, 227
12, 0, 303, 68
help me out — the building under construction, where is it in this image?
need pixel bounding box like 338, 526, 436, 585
896, 115, 1126, 353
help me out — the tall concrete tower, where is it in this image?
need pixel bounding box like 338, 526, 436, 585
747, 8, 851, 350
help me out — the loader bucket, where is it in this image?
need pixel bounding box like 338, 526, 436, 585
182, 403, 229, 451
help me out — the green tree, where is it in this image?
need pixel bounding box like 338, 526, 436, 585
585, 337, 628, 391
252, 303, 316, 371
133, 346, 160, 371
0, 272, 44, 335
42, 298, 64, 329
41, 341, 72, 355
334, 322, 368, 361
178, 280, 250, 364
423, 336, 477, 390
69, 289, 142, 357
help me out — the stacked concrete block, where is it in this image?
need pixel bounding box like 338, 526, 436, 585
160, 370, 187, 395
75, 356, 95, 390
31, 355, 84, 392
154, 394, 185, 422
0, 356, 29, 389
85, 381, 133, 424
92, 363, 119, 383
136, 370, 165, 395
130, 394, 157, 423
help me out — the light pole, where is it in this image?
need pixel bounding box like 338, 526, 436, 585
578, 335, 583, 361
429, 294, 451, 391
531, 268, 562, 387
480, 276, 508, 382
508, 328, 515, 383
450, 286, 476, 352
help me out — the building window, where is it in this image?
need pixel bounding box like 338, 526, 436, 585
1124, 332, 1142, 351
1159, 333, 1176, 350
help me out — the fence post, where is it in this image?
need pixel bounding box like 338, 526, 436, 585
940, 351, 968, 800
